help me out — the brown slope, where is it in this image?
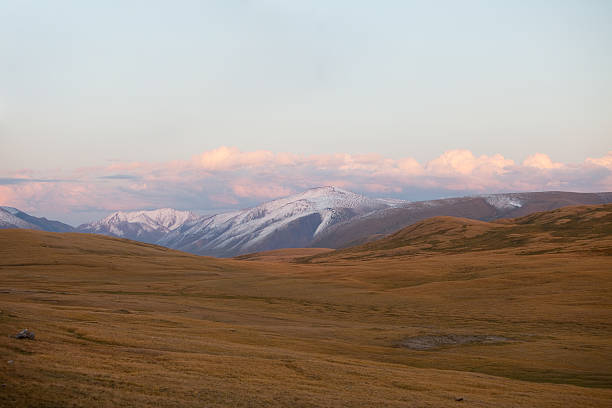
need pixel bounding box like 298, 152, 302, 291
305, 203, 612, 262
312, 191, 612, 249
1, 228, 612, 406
234, 247, 334, 262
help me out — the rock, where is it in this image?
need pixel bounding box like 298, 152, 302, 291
455, 397, 464, 402
13, 329, 35, 340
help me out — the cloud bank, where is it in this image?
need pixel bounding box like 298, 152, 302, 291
1, 147, 611, 225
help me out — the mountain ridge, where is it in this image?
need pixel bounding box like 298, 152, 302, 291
0, 206, 75, 232
311, 191, 612, 249
77, 208, 199, 244
304, 203, 612, 263
157, 186, 401, 256
3, 188, 612, 257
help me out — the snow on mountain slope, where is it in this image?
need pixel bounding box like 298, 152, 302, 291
96, 208, 197, 231
78, 208, 199, 243
158, 187, 404, 256
0, 206, 75, 232
0, 207, 39, 229
484, 194, 523, 210
1, 206, 20, 215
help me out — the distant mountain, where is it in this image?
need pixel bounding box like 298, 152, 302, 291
5, 188, 612, 257
77, 208, 199, 244
158, 186, 402, 257
311, 191, 612, 249
0, 206, 75, 232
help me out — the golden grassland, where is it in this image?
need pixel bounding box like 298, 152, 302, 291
1, 204, 611, 407
235, 247, 334, 262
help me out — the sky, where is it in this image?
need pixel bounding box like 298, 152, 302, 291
0, 1, 611, 225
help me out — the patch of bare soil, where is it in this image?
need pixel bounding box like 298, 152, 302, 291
397, 334, 511, 350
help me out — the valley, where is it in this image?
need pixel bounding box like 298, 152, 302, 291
1, 204, 611, 407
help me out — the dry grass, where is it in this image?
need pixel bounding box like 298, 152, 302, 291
235, 248, 334, 262
1, 205, 611, 407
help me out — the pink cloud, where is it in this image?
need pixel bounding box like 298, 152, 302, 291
397, 158, 423, 175
586, 151, 612, 169
362, 183, 403, 194
194, 146, 278, 171
0, 186, 18, 206
426, 150, 514, 176
1, 147, 610, 224
523, 153, 563, 169
208, 193, 239, 206
231, 182, 293, 199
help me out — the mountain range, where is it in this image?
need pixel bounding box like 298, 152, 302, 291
2, 187, 612, 257
310, 190, 612, 248
77, 208, 200, 244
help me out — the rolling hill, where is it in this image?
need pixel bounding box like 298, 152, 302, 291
304, 203, 612, 264
311, 191, 612, 249
1, 203, 611, 407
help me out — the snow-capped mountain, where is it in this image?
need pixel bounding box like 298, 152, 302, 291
158, 186, 403, 256
77, 208, 199, 244
0, 206, 75, 232
5, 188, 611, 257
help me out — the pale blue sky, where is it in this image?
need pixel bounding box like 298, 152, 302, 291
1, 0, 610, 173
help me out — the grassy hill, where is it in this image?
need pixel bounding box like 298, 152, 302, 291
1, 205, 611, 407
305, 203, 612, 261
311, 191, 612, 249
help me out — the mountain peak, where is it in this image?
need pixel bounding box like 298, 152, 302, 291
269, 186, 388, 212
157, 187, 403, 256
306, 186, 348, 193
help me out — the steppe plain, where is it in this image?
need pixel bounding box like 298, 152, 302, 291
1, 204, 611, 407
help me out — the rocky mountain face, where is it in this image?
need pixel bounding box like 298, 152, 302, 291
77, 208, 199, 244
0, 206, 74, 232
157, 186, 401, 257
